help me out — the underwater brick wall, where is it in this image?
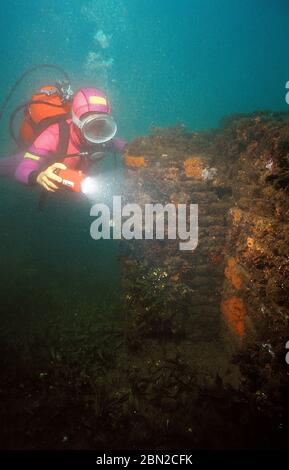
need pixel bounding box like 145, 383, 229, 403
121, 113, 289, 349
121, 126, 233, 343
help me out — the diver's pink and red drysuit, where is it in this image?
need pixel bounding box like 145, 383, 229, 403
0, 87, 126, 185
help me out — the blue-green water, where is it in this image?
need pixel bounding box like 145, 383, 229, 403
1, 0, 289, 140
0, 0, 289, 452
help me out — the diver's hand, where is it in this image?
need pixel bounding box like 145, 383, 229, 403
36, 163, 67, 192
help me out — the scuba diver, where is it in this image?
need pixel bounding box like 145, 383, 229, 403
0, 66, 126, 197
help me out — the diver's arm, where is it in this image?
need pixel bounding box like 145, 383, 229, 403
14, 125, 60, 186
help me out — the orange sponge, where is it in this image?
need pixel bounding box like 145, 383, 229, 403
183, 156, 203, 179
221, 296, 246, 337
124, 154, 146, 168
225, 257, 242, 290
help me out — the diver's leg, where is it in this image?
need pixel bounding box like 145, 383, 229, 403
0, 153, 22, 177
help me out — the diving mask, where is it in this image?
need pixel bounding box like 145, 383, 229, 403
72, 112, 117, 144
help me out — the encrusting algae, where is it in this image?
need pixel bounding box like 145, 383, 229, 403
230, 207, 242, 224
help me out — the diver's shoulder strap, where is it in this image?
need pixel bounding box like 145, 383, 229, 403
56, 120, 70, 159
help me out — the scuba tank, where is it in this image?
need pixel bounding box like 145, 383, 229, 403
19, 82, 73, 146
0, 64, 74, 148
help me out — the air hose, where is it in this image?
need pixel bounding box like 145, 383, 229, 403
0, 64, 70, 122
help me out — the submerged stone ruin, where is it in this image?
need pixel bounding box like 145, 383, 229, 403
119, 112, 289, 448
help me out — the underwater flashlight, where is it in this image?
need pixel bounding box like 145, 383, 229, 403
58, 168, 98, 196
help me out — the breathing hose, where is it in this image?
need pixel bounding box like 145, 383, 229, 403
0, 64, 70, 122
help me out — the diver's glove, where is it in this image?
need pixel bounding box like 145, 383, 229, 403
36, 162, 67, 192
